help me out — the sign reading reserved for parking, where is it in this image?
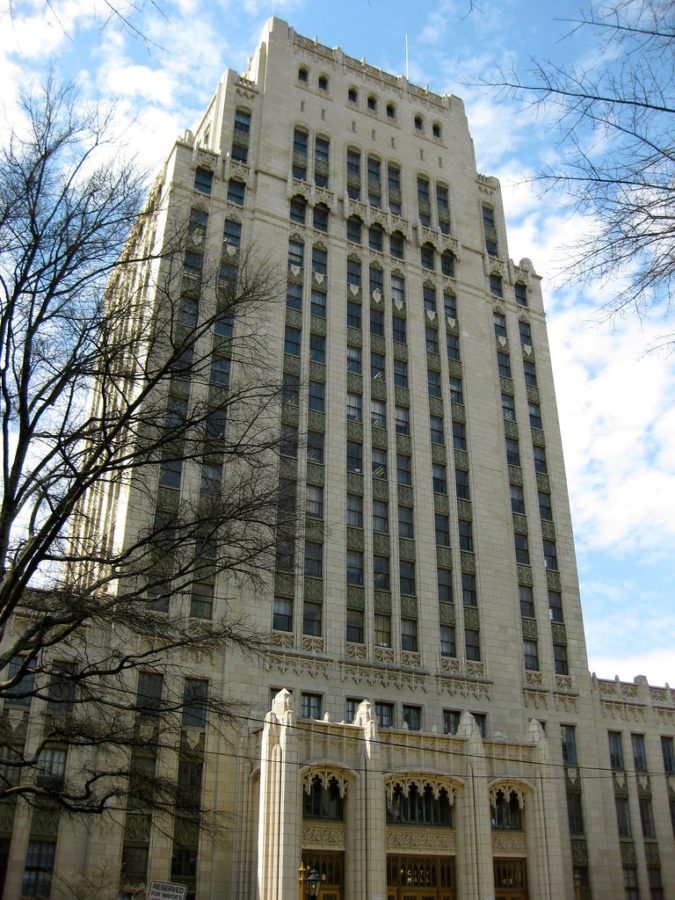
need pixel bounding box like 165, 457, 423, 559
148, 882, 187, 900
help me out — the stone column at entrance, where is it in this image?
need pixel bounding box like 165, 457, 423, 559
526, 718, 565, 899
258, 689, 301, 900
457, 711, 494, 900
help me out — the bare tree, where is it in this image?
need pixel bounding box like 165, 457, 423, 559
0, 77, 287, 868
482, 0, 675, 324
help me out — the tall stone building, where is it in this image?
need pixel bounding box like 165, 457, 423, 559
2, 16, 674, 900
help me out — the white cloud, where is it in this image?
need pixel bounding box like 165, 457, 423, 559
590, 650, 674, 689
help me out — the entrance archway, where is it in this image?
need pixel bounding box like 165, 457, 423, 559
386, 855, 455, 900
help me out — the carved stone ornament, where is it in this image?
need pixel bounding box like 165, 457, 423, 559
488, 780, 529, 809
492, 834, 527, 853
386, 829, 456, 851
302, 826, 346, 849
384, 775, 457, 804
271, 630, 294, 648
302, 767, 350, 798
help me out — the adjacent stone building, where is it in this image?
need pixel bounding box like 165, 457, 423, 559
2, 16, 673, 900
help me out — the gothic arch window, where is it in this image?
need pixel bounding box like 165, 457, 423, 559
302, 772, 346, 820
385, 777, 455, 826
490, 785, 525, 830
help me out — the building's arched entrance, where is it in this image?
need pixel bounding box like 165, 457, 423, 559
493, 858, 528, 900
386, 855, 455, 900
300, 850, 343, 900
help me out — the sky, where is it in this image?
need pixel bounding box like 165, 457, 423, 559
2, 0, 673, 686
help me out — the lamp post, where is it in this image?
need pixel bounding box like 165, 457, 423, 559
298, 863, 323, 898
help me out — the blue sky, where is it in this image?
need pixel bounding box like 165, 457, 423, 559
2, 0, 673, 685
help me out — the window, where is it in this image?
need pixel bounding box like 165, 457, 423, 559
531, 449, 547, 478
182, 679, 208, 728
298, 66, 308, 83
401, 618, 418, 651
303, 601, 322, 636
446, 334, 461, 361
432, 122, 442, 138
403, 705, 421, 731
308, 381, 325, 412
347, 441, 362, 473
426, 326, 439, 354
194, 166, 213, 194
493, 312, 507, 338
561, 725, 578, 766
188, 206, 208, 240
367, 94, 377, 111
280, 424, 298, 458
5, 655, 34, 707
491, 789, 522, 830
528, 402, 542, 429
390, 231, 405, 258
370, 307, 385, 337
523, 639, 539, 671
436, 184, 450, 232
301, 693, 322, 719
505, 438, 520, 467
414, 114, 423, 131
312, 246, 327, 276
348, 87, 358, 103
519, 585, 534, 618
288, 239, 304, 268
456, 469, 470, 501
391, 274, 405, 305
308, 334, 325, 365
497, 351, 511, 379
183, 250, 203, 277
304, 541, 323, 577
375, 701, 394, 727
346, 344, 362, 375
523, 360, 537, 386
546, 590, 563, 624
286, 282, 302, 311
432, 464, 447, 494
311, 289, 326, 318
347, 216, 362, 243
421, 243, 435, 270
346, 609, 364, 644
199, 460, 222, 496
374, 555, 390, 590
490, 273, 503, 297
438, 568, 453, 602
273, 597, 293, 632
514, 534, 529, 565
347, 550, 364, 585
47, 663, 76, 712
567, 791, 585, 835
554, 643, 568, 675
388, 165, 401, 214
435, 513, 450, 546
392, 316, 406, 344
441, 251, 455, 277
510, 483, 525, 514
440, 625, 456, 658
449, 424, 466, 455
394, 359, 408, 388
444, 292, 457, 320
191, 580, 214, 618
543, 540, 558, 570
395, 406, 410, 436
515, 283, 528, 307
369, 223, 384, 252
371, 399, 386, 429
347, 493, 363, 528
307, 431, 324, 465
519, 320, 532, 346
423, 285, 437, 314
372, 500, 389, 533
465, 628, 481, 661
374, 615, 392, 648
449, 378, 464, 406
347, 300, 362, 329
313, 204, 329, 232
400, 561, 416, 595
227, 179, 246, 205
501, 394, 516, 421
372, 447, 387, 479
290, 194, 307, 224
427, 369, 442, 398
367, 156, 381, 207
398, 505, 414, 539
370, 351, 385, 382
178, 294, 199, 329
615, 796, 632, 838
22, 841, 56, 898
36, 746, 67, 787
443, 710, 460, 735
136, 671, 163, 716
662, 736, 675, 774
318, 74, 328, 90
293, 128, 308, 178
159, 457, 182, 491
223, 218, 242, 248
306, 485, 324, 519
648, 868, 664, 900
397, 453, 411, 485
458, 520, 473, 552
534, 493, 552, 525
430, 415, 444, 444
630, 733, 647, 773
347, 258, 362, 288
609, 731, 625, 770
386, 102, 396, 119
